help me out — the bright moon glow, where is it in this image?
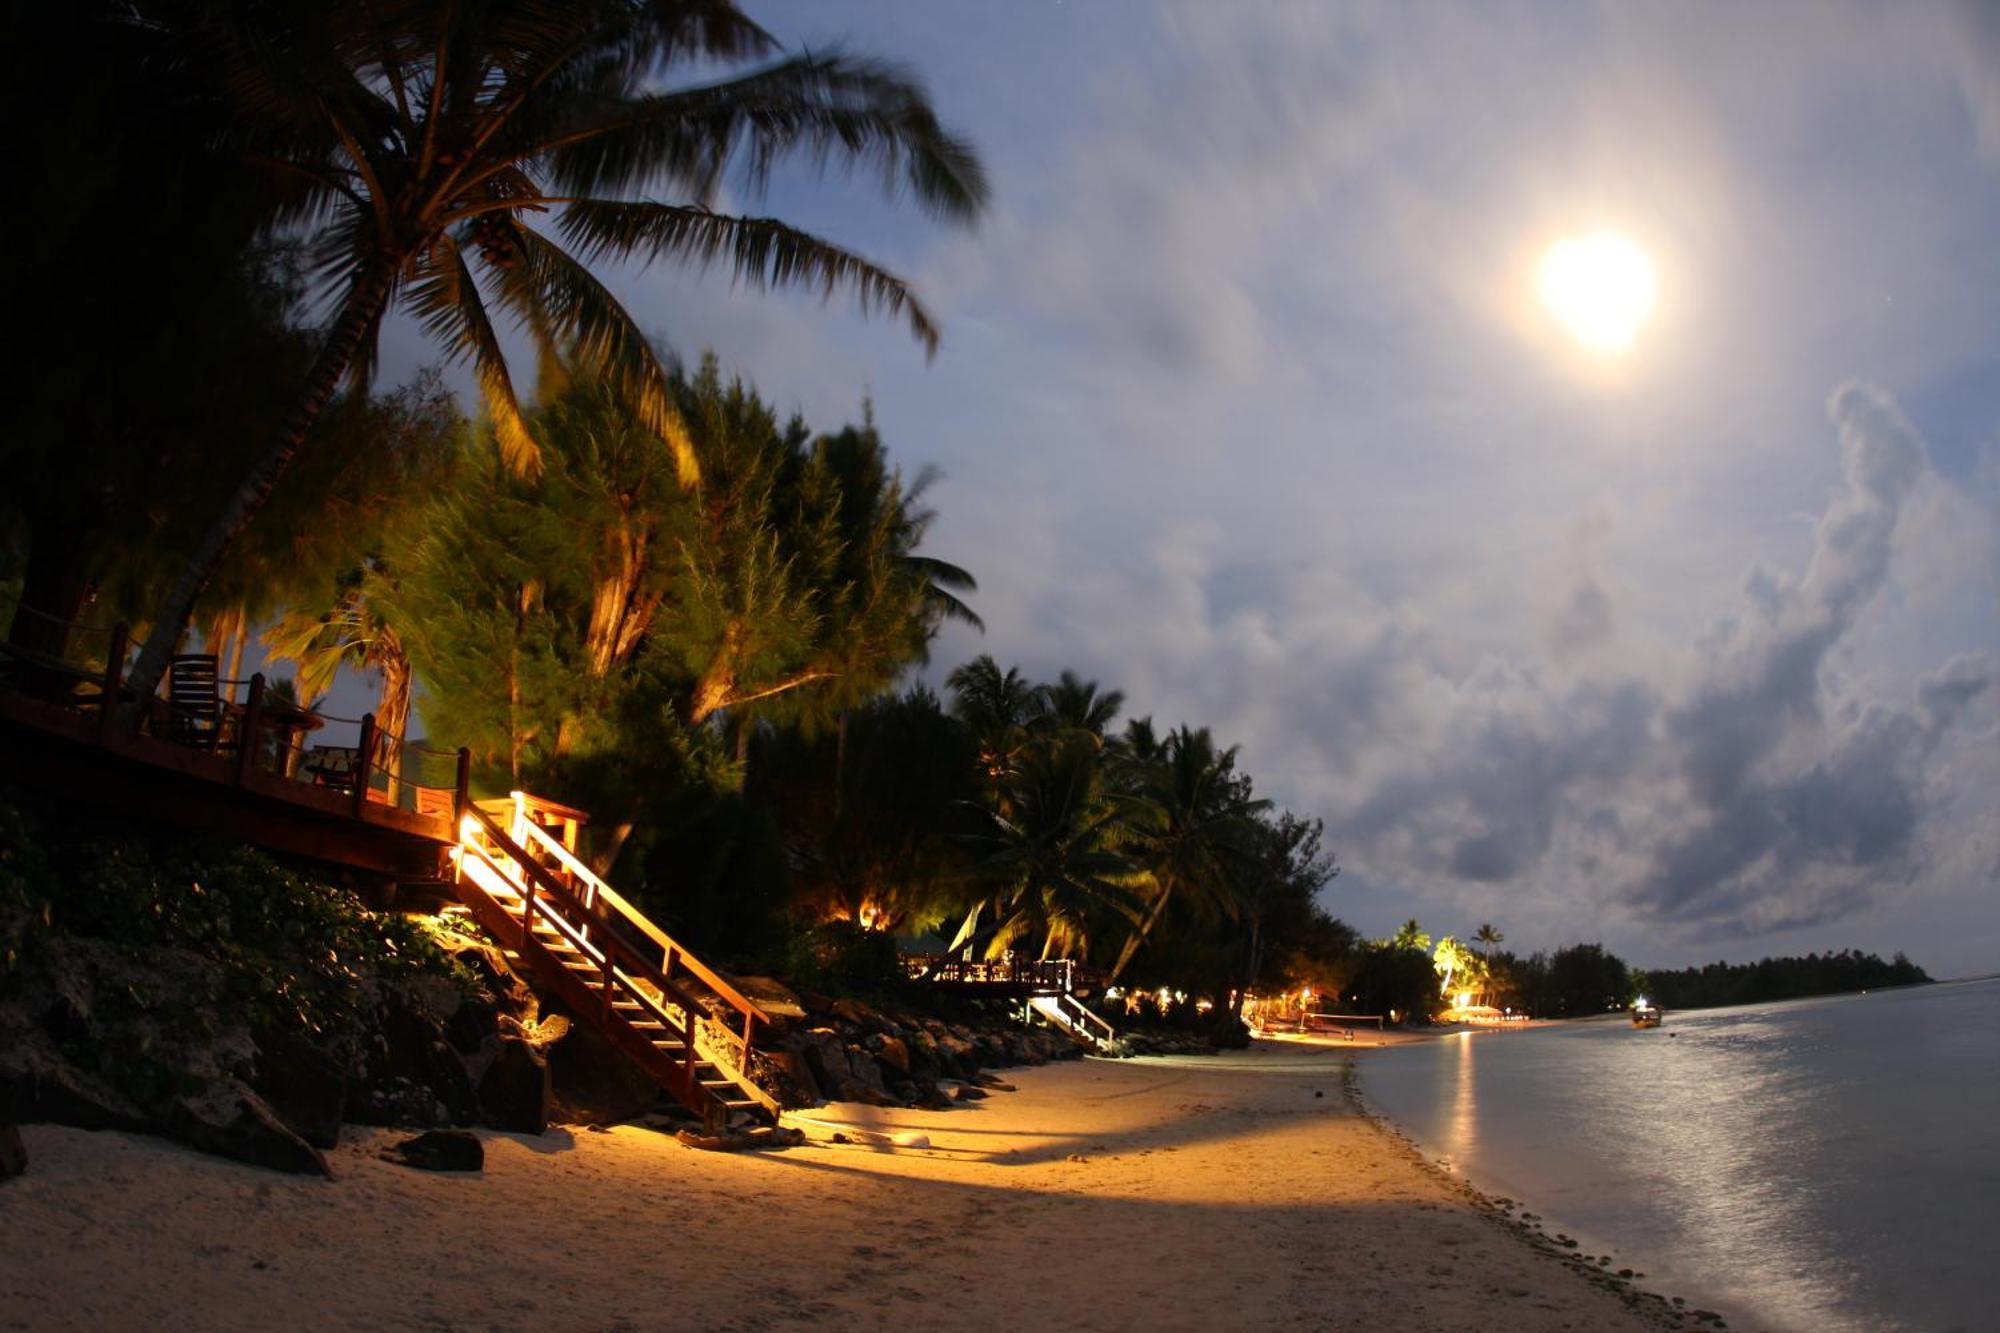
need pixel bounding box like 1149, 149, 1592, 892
1537, 233, 1657, 354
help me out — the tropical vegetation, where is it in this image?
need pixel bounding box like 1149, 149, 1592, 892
0, 0, 1933, 1035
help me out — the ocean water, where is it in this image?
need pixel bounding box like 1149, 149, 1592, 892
1354, 978, 2000, 1333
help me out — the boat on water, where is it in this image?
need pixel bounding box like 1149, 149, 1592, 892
1631, 998, 1664, 1028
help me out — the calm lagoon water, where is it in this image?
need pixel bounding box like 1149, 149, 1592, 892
1355, 978, 2000, 1333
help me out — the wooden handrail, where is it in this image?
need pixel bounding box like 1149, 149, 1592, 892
464, 804, 713, 1029
458, 848, 713, 1107
511, 814, 772, 1031
1057, 993, 1117, 1039
460, 846, 693, 1040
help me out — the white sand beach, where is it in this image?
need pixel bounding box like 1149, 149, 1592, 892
1, 1044, 1672, 1331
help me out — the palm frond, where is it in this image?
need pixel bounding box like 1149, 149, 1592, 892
559, 201, 941, 355
542, 54, 986, 221
404, 232, 540, 473
493, 221, 696, 484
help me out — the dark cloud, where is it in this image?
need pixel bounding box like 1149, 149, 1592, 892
1245, 385, 1998, 953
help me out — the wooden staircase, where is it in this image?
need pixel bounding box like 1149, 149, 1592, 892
1028, 992, 1120, 1054
447, 793, 780, 1131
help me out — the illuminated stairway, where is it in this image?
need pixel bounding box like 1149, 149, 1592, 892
447, 794, 779, 1131
1027, 992, 1120, 1054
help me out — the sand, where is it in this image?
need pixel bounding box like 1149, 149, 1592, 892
0, 1043, 1675, 1332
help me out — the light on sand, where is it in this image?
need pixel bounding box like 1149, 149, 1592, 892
1537, 233, 1656, 354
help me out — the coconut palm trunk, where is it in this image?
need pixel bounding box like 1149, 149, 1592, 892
124, 260, 397, 716
1107, 876, 1176, 987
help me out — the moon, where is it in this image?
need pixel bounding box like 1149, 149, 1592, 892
1537, 233, 1657, 355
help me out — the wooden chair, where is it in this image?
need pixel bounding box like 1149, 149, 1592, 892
307, 744, 360, 794
167, 654, 222, 749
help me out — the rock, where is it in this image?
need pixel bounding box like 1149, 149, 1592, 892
952, 1083, 987, 1102
478, 1024, 556, 1128
384, 1129, 483, 1172
353, 998, 479, 1128
909, 1079, 954, 1111
545, 1013, 660, 1126
935, 1033, 976, 1071
167, 1081, 331, 1177
829, 997, 882, 1031
905, 1028, 941, 1075
733, 977, 808, 1028
875, 1035, 911, 1075
251, 1033, 345, 1150
445, 997, 499, 1055
800, 1030, 852, 1094
0, 1123, 24, 1180
478, 1036, 551, 1135
843, 1045, 892, 1100
0, 1034, 149, 1132
763, 1047, 821, 1108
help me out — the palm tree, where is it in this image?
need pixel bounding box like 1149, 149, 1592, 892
1033, 670, 1124, 744
125, 0, 987, 707
1474, 922, 1505, 954
264, 571, 416, 798
1105, 724, 1268, 986
946, 656, 1046, 794
955, 734, 1147, 961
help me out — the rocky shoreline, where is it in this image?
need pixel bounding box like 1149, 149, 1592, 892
0, 914, 1248, 1180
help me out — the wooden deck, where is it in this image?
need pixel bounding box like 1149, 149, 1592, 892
902, 954, 1104, 997
0, 626, 460, 881
0, 619, 778, 1125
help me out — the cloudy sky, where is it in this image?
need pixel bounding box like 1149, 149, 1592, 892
380, 1, 2000, 976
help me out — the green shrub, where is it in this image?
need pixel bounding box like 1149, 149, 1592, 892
0, 788, 474, 1043
0, 795, 54, 977
775, 919, 907, 997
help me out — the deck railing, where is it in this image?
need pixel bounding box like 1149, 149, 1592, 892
491, 799, 772, 1076
904, 954, 1099, 994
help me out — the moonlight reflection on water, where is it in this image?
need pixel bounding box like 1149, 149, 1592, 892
1359, 980, 2000, 1333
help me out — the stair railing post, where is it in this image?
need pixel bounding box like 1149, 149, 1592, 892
99, 623, 128, 745
519, 861, 538, 951
683, 1016, 698, 1100
452, 747, 471, 825
740, 1011, 755, 1070
351, 713, 377, 818
235, 673, 266, 787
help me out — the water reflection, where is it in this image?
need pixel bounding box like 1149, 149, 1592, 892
1445, 1031, 1478, 1165
1357, 982, 2000, 1333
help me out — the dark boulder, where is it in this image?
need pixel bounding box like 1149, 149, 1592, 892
761, 1046, 821, 1108
829, 997, 883, 1031
874, 1034, 911, 1075
0, 1123, 24, 1180
909, 1079, 954, 1111
546, 1013, 659, 1126
478, 1036, 551, 1135
352, 997, 480, 1128
384, 1129, 483, 1172
251, 1033, 345, 1150
167, 1081, 331, 1177
0, 1036, 148, 1133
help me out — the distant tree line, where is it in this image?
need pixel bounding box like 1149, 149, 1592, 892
1638, 950, 1930, 1011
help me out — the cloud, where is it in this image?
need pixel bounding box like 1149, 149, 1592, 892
364, 2, 2000, 972
964, 378, 2000, 963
